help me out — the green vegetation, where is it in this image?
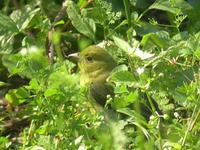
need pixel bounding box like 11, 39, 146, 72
0, 0, 200, 149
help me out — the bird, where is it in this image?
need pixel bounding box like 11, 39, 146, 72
68, 45, 162, 119
78, 45, 117, 106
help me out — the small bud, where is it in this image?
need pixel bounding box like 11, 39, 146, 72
136, 67, 144, 75
106, 94, 111, 99
163, 114, 169, 120
149, 115, 155, 120
174, 112, 179, 118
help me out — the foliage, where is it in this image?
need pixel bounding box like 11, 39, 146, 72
0, 0, 200, 149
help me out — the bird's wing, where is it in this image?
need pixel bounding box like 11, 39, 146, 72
89, 82, 114, 106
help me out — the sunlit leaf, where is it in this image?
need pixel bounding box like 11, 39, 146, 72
67, 0, 96, 40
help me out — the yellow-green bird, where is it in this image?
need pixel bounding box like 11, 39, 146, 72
78, 45, 117, 106
68, 45, 162, 118
68, 45, 116, 106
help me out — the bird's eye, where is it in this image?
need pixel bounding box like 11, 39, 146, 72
86, 56, 93, 62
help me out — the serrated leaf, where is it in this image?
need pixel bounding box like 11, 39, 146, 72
149, 0, 192, 14
109, 65, 130, 83
113, 36, 131, 53
141, 31, 171, 49
2, 50, 48, 78
0, 13, 18, 34
67, 0, 96, 40
0, 34, 14, 54
126, 91, 138, 103
117, 108, 150, 139
10, 5, 40, 31
149, 0, 180, 14
0, 13, 18, 54
113, 36, 154, 59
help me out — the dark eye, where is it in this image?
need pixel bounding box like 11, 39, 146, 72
86, 56, 93, 62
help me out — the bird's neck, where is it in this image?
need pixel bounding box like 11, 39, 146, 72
80, 69, 110, 86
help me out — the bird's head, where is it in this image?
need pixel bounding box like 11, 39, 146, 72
79, 45, 117, 85
68, 45, 117, 85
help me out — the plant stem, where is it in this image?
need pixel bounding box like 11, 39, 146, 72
123, 0, 131, 28
181, 105, 197, 147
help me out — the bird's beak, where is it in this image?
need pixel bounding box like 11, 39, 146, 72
67, 53, 80, 62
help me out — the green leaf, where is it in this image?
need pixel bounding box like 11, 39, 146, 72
82, 7, 103, 25
10, 5, 40, 31
44, 88, 59, 98
113, 36, 131, 53
5, 87, 29, 106
0, 6, 41, 54
0, 136, 10, 149
2, 47, 48, 78
28, 79, 40, 90
113, 91, 138, 108
0, 13, 18, 34
117, 108, 150, 139
113, 36, 154, 59
109, 65, 132, 83
126, 91, 138, 104
149, 0, 179, 14
2, 54, 24, 76
67, 0, 96, 41
110, 70, 136, 83
149, 0, 180, 14
149, 0, 192, 14
0, 81, 9, 87
78, 0, 88, 8
141, 31, 171, 49
53, 20, 65, 27
194, 48, 200, 59
0, 13, 18, 54
117, 108, 146, 122
172, 31, 189, 41
163, 142, 181, 150
0, 34, 14, 54
114, 84, 129, 94
25, 146, 45, 150
111, 65, 128, 73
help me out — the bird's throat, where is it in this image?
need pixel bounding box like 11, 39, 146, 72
80, 69, 110, 86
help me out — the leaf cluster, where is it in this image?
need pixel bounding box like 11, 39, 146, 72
0, 0, 200, 149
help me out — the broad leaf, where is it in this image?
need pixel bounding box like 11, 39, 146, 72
67, 0, 96, 41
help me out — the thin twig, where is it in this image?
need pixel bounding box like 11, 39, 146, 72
46, 1, 68, 64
